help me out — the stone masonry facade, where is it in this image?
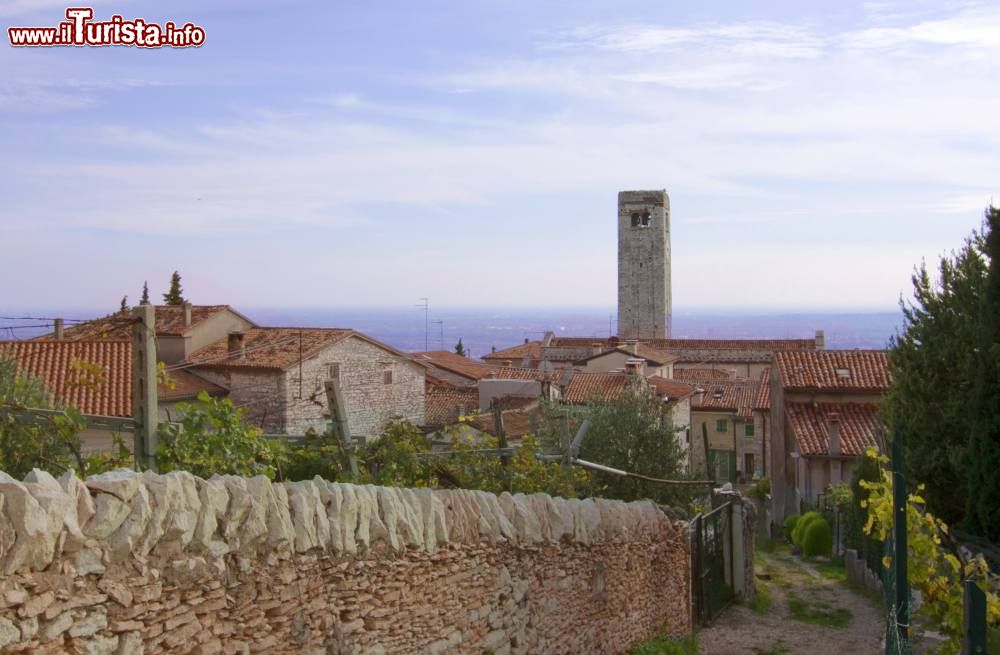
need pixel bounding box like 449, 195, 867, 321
0, 469, 690, 654
617, 190, 671, 340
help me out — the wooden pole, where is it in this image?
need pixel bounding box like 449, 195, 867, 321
324, 380, 358, 478
131, 304, 158, 471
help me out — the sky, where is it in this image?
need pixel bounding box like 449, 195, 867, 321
2, 0, 999, 311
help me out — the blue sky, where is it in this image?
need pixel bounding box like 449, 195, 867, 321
2, 0, 999, 310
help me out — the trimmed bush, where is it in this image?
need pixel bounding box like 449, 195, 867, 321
802, 517, 833, 557
792, 511, 823, 547
783, 514, 800, 541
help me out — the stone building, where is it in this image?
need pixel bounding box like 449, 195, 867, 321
769, 350, 889, 521
188, 327, 426, 438
687, 375, 769, 483
618, 189, 671, 340
50, 303, 256, 364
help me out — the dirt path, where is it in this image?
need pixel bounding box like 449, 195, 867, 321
697, 547, 884, 655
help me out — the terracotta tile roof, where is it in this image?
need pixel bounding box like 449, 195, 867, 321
468, 407, 539, 439
188, 327, 354, 370
646, 338, 817, 351
0, 340, 132, 417
159, 369, 227, 403
47, 305, 254, 340
673, 367, 737, 381
755, 368, 771, 411
410, 351, 495, 381
486, 367, 553, 381
482, 341, 541, 364
424, 388, 479, 428
775, 350, 889, 392
575, 344, 676, 366
692, 379, 760, 418
785, 402, 883, 456
562, 372, 631, 404
647, 376, 695, 400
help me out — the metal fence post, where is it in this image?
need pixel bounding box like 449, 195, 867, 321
964, 580, 987, 655
892, 434, 909, 641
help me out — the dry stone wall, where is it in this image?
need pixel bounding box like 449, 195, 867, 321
0, 469, 690, 654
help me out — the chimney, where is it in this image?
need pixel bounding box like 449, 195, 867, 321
183, 302, 192, 327
53, 318, 64, 340
828, 412, 841, 456
491, 345, 496, 354
694, 386, 706, 406
626, 339, 639, 355
228, 331, 246, 359
591, 342, 604, 356
815, 329, 825, 350
625, 358, 645, 377
524, 338, 529, 344
503, 360, 512, 367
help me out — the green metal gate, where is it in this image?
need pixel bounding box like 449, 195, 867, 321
691, 502, 733, 625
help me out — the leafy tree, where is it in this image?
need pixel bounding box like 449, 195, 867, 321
162, 271, 185, 305
454, 338, 466, 357
0, 355, 131, 478
119, 296, 128, 312
156, 392, 284, 479
140, 281, 150, 305
861, 448, 1000, 654
883, 221, 988, 525
573, 386, 690, 507
965, 206, 1000, 541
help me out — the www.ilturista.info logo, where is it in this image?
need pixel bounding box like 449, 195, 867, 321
8, 8, 206, 48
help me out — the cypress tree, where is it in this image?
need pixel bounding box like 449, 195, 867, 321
140, 281, 150, 305
163, 271, 185, 305
119, 296, 128, 312
965, 206, 1000, 541
454, 338, 466, 357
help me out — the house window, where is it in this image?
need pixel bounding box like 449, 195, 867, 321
327, 363, 340, 381
745, 453, 755, 477
383, 367, 393, 385
716, 419, 727, 433
745, 423, 755, 437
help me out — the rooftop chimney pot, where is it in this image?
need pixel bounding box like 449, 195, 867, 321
53, 318, 64, 340
815, 329, 826, 350
228, 331, 246, 359
183, 302, 193, 328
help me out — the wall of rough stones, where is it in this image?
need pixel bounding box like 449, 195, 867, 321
0, 469, 690, 655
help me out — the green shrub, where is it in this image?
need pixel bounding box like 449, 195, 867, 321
802, 517, 833, 557
750, 477, 771, 501
783, 514, 800, 541
792, 511, 823, 547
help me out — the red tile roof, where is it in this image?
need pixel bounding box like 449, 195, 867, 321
187, 328, 355, 370
410, 351, 495, 381
46, 305, 254, 340
673, 367, 737, 382
486, 367, 553, 381
648, 338, 817, 351
755, 368, 771, 411
0, 340, 132, 417
562, 372, 631, 404
424, 388, 479, 428
482, 341, 541, 364
647, 376, 696, 400
775, 350, 889, 392
468, 407, 539, 439
158, 369, 227, 403
575, 344, 676, 366
692, 380, 760, 418
785, 402, 883, 456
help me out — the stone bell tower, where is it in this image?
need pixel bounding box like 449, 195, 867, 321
617, 190, 671, 339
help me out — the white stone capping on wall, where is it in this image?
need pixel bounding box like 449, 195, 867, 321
0, 469, 682, 576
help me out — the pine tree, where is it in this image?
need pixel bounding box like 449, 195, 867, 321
454, 338, 466, 357
163, 271, 185, 306
965, 206, 1000, 541
140, 282, 150, 305
119, 296, 128, 312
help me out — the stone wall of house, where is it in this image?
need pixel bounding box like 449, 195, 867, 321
0, 469, 690, 654
194, 368, 288, 433
286, 336, 425, 438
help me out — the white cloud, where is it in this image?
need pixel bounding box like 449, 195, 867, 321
842, 7, 1000, 50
